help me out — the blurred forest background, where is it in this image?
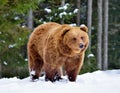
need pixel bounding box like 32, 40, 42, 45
0, 0, 120, 79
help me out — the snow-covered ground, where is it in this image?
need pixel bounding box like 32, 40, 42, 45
0, 70, 120, 93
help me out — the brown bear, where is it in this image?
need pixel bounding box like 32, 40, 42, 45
27, 22, 89, 82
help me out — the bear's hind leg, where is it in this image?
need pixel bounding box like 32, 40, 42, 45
28, 52, 44, 81
30, 59, 43, 81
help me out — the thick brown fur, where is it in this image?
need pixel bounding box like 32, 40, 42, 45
27, 22, 89, 82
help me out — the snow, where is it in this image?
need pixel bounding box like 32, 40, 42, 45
1, 40, 6, 43
3, 61, 8, 65
68, 12, 72, 15
14, 16, 20, 20
30, 70, 35, 76
73, 9, 79, 13
69, 23, 77, 26
8, 44, 16, 48
87, 53, 94, 58
21, 25, 26, 28
25, 58, 28, 62
58, 3, 69, 10
59, 12, 67, 18
19, 38, 22, 41
0, 70, 120, 93
44, 8, 52, 13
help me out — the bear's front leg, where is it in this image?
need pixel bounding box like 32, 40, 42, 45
65, 64, 83, 81
43, 43, 63, 82
65, 55, 84, 82
66, 68, 79, 81
44, 65, 62, 82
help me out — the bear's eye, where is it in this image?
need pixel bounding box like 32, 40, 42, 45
72, 37, 77, 41
81, 37, 84, 40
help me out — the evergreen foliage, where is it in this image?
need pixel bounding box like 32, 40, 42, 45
0, 0, 40, 78
108, 0, 120, 69
34, 1, 78, 26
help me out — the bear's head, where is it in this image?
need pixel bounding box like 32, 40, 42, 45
59, 24, 89, 56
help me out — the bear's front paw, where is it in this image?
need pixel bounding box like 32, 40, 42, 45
30, 74, 39, 82
45, 76, 55, 82
45, 72, 62, 82
30, 70, 39, 82
54, 72, 63, 81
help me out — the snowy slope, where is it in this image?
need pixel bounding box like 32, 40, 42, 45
0, 70, 120, 93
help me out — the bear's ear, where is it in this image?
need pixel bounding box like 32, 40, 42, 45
61, 28, 70, 37
80, 24, 88, 33
61, 25, 71, 37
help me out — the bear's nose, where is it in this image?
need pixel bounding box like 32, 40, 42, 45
79, 43, 84, 48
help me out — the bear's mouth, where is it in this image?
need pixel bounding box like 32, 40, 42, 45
73, 48, 81, 54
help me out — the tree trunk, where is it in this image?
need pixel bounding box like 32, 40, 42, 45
87, 0, 93, 53
27, 8, 33, 30
103, 0, 109, 70
61, 0, 65, 24
0, 62, 1, 77
77, 0, 81, 26
97, 0, 102, 70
